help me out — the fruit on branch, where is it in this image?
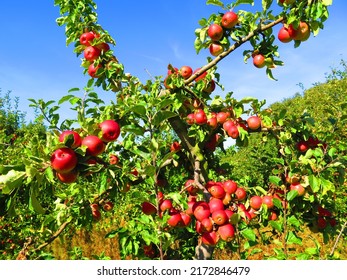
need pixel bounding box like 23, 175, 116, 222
56, 170, 78, 184
253, 54, 266, 68
250, 195, 262, 210
180, 212, 192, 227
84, 46, 101, 62
99, 120, 120, 142
82, 135, 106, 156
222, 119, 235, 132
208, 183, 226, 199
247, 115, 262, 130
207, 114, 218, 129
235, 187, 247, 201
96, 42, 110, 53
223, 180, 238, 194
216, 111, 229, 124
79, 31, 96, 46
193, 201, 211, 222
208, 197, 225, 213
179, 66, 193, 79
268, 211, 278, 221
262, 195, 274, 209
317, 217, 327, 229
142, 201, 157, 215
194, 109, 207, 125
207, 23, 224, 41
59, 130, 82, 149
184, 179, 199, 196
217, 223, 235, 241
109, 154, 119, 165
296, 140, 309, 153
288, 22, 310, 41
290, 182, 306, 196
160, 199, 173, 213
92, 209, 101, 221
170, 141, 181, 152
193, 68, 208, 82
226, 124, 239, 139
51, 148, 78, 174
221, 11, 238, 29
102, 201, 114, 211
211, 209, 228, 225
209, 42, 224, 57
167, 213, 183, 227
196, 218, 213, 234
203, 80, 216, 94
201, 231, 219, 246
278, 26, 292, 43
186, 113, 196, 125
88, 63, 102, 78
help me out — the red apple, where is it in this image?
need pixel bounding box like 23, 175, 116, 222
288, 21, 310, 41
194, 109, 207, 125
278, 26, 292, 43
262, 195, 274, 209
159, 199, 173, 213
179, 66, 193, 79
212, 209, 228, 225
51, 148, 78, 174
209, 198, 225, 213
223, 119, 235, 132
88, 63, 102, 78
221, 11, 238, 29
180, 212, 192, 227
290, 182, 305, 196
223, 180, 238, 194
247, 115, 261, 130
79, 31, 96, 46
268, 211, 278, 221
296, 140, 309, 153
209, 42, 224, 56
201, 231, 219, 246
170, 141, 181, 152
216, 111, 229, 124
56, 170, 78, 184
250, 195, 262, 210
317, 217, 327, 229
167, 213, 183, 227
109, 154, 119, 165
235, 187, 247, 201
207, 115, 218, 129
193, 68, 207, 82
253, 54, 266, 68
193, 201, 211, 222
203, 80, 216, 94
99, 120, 120, 142
84, 46, 101, 62
82, 135, 106, 156
92, 209, 101, 221
96, 42, 110, 53
217, 223, 235, 241
227, 125, 239, 139
196, 218, 213, 234
186, 113, 196, 125
184, 179, 199, 196
102, 201, 114, 212
59, 130, 82, 149
208, 184, 226, 199
141, 201, 157, 215
207, 23, 224, 41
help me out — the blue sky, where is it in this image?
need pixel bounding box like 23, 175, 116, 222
0, 0, 346, 123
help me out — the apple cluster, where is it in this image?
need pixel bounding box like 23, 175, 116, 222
90, 200, 114, 221
79, 31, 121, 82
207, 11, 239, 57
316, 205, 337, 230
50, 119, 121, 183
295, 136, 326, 153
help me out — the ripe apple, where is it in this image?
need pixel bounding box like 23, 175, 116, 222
223, 180, 238, 194
196, 218, 213, 234
221, 11, 238, 29
56, 170, 78, 184
247, 115, 261, 130
290, 182, 305, 196
167, 213, 183, 227
209, 197, 225, 213
96, 42, 110, 53
296, 140, 309, 153
142, 201, 157, 215
79, 31, 96, 46
186, 113, 196, 125
160, 199, 173, 213
317, 217, 327, 229
208, 184, 226, 199
207, 115, 218, 129
59, 130, 82, 149
217, 223, 235, 241
288, 22, 310, 41
179, 66, 193, 79
250, 195, 262, 210
194, 109, 207, 125
201, 231, 219, 246
253, 54, 266, 68
278, 26, 292, 43
235, 187, 247, 201
212, 209, 228, 225
99, 120, 120, 142
109, 154, 119, 165
51, 148, 78, 174
216, 111, 229, 124
103, 201, 114, 212
223, 119, 235, 132
170, 141, 181, 152
82, 135, 106, 156
184, 179, 199, 196
84, 46, 101, 62
203, 80, 216, 94
222, 192, 232, 205
88, 63, 102, 78
193, 201, 211, 222
92, 209, 101, 221
262, 195, 274, 209
180, 212, 192, 227
227, 125, 239, 139
209, 42, 224, 56
207, 23, 224, 41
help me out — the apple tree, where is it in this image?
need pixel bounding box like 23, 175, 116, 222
1, 0, 346, 260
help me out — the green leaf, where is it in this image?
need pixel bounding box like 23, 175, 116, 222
322, 0, 332, 6
130, 105, 147, 117
308, 174, 320, 193
269, 175, 282, 186
287, 215, 301, 228
241, 228, 256, 242
269, 220, 283, 232
206, 0, 224, 8
286, 190, 298, 201
286, 231, 302, 245
153, 111, 177, 126
0, 170, 26, 194
29, 187, 45, 214
121, 124, 145, 136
